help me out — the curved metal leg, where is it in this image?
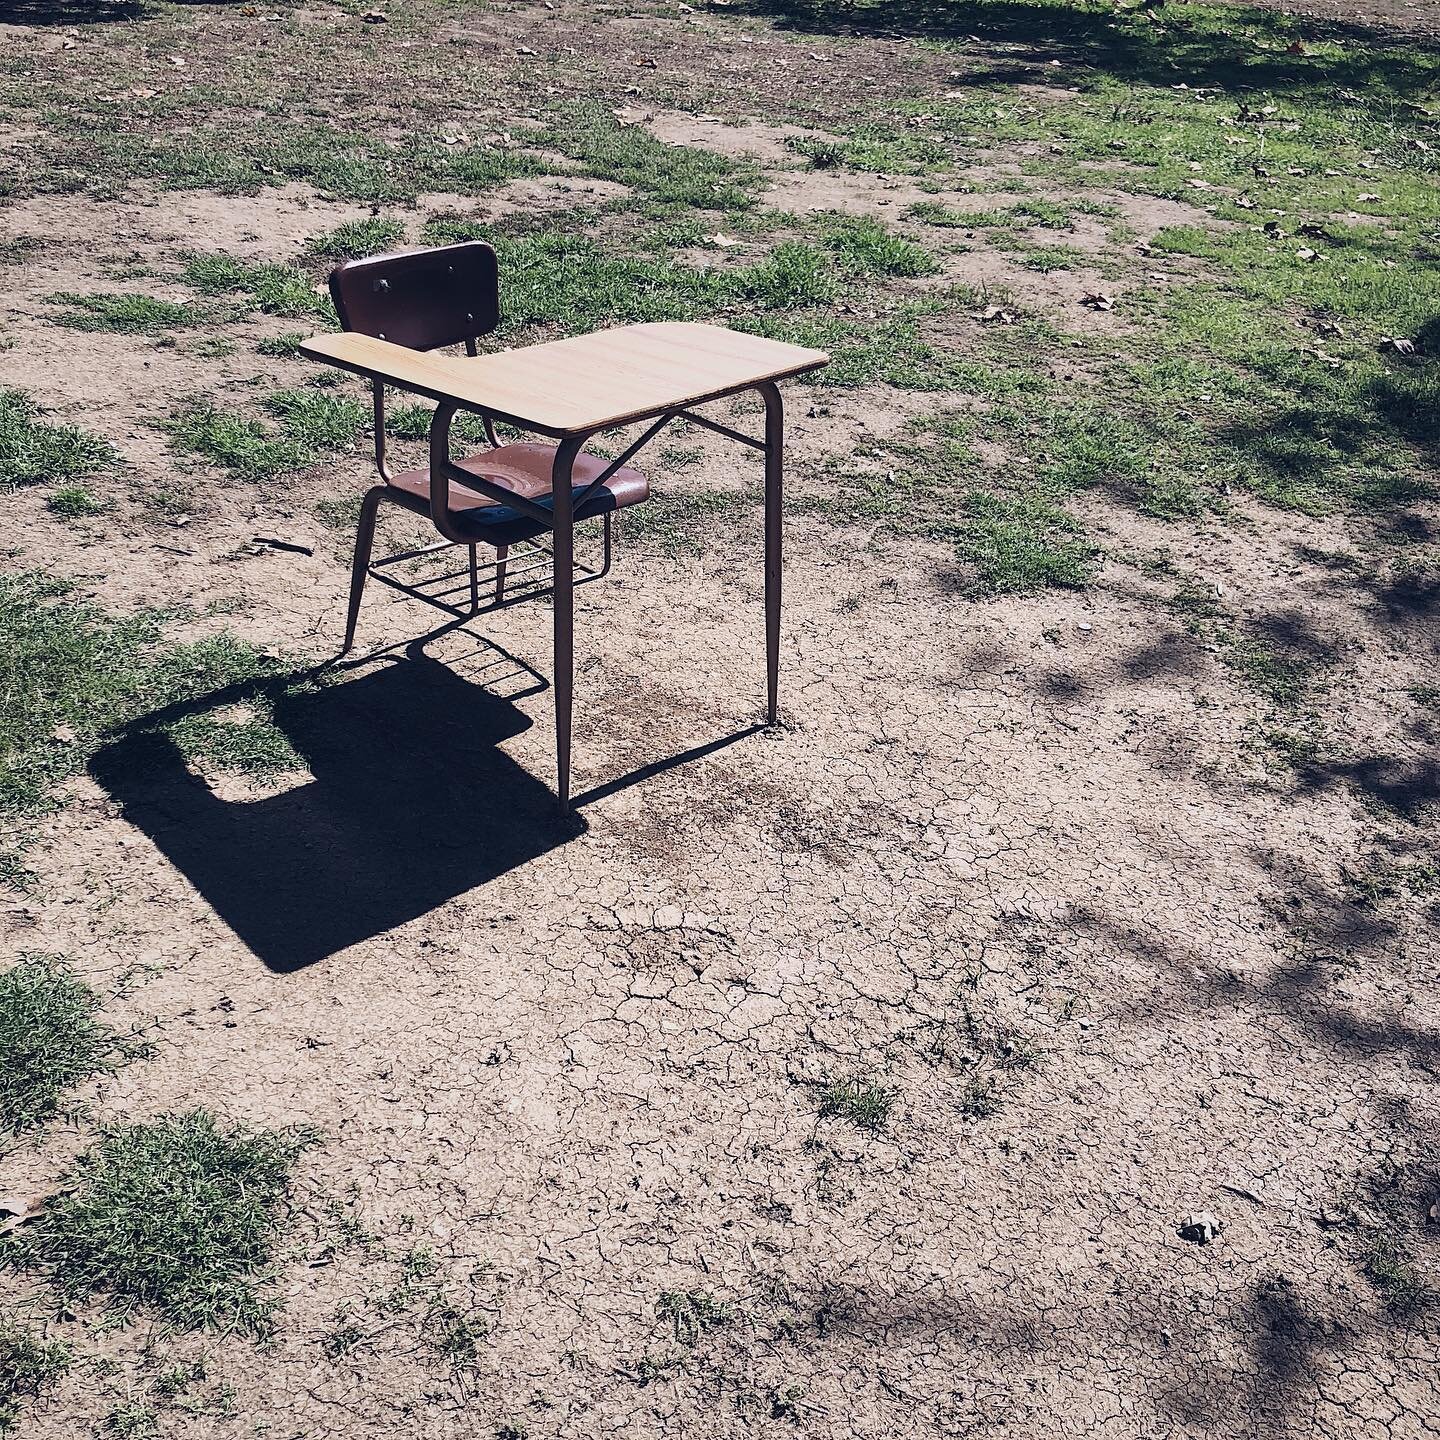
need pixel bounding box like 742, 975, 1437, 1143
597, 511, 613, 580
494, 545, 508, 606
343, 486, 387, 653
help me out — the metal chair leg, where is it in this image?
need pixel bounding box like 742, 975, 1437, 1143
494, 545, 508, 606
343, 486, 387, 653
597, 511, 613, 579
469, 544, 480, 613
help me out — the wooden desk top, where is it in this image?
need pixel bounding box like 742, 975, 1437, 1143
299, 322, 829, 437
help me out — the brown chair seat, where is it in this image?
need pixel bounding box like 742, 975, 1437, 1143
384, 441, 648, 547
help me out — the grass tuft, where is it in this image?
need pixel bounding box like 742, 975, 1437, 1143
0, 390, 116, 490
47, 485, 105, 520
0, 954, 121, 1142
0, 570, 291, 819
302, 217, 406, 263
5, 1109, 314, 1334
182, 253, 334, 321
817, 1075, 894, 1132
0, 1320, 70, 1436
45, 292, 209, 335
658, 1289, 732, 1345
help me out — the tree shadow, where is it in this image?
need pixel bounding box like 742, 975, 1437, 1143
0, 0, 248, 23
732, 0, 1440, 96
90, 642, 582, 974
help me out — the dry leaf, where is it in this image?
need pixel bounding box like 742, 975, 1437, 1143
1380, 336, 1418, 356
51, 725, 76, 744
977, 305, 1017, 325
360, 8, 387, 20
705, 233, 739, 248
1294, 247, 1320, 261
1081, 291, 1115, 311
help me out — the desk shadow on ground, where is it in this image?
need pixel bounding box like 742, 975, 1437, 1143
90, 639, 582, 974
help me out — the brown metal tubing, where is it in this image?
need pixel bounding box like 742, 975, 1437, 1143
463, 336, 502, 447
343, 484, 389, 652
570, 413, 674, 510
550, 434, 589, 809
428, 403, 553, 539
372, 380, 394, 482
759, 381, 783, 726
672, 406, 767, 452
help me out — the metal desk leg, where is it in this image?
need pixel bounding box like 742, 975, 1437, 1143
551, 437, 584, 809
760, 383, 784, 726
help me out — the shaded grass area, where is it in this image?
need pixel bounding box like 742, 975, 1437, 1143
0, 570, 300, 824
3, 1109, 313, 1334
0, 954, 125, 1142
0, 389, 115, 490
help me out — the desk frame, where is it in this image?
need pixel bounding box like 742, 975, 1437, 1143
419, 380, 784, 808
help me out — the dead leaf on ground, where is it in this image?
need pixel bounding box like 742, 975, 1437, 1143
705, 233, 740, 249
1380, 336, 1419, 356
977, 305, 1018, 325
1081, 292, 1115, 311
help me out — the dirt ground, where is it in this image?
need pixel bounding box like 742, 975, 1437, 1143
2, 1, 1438, 1438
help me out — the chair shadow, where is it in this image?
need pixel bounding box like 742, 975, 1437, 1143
90, 642, 582, 974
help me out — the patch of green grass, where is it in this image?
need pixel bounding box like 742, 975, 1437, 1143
166, 383, 365, 481
787, 127, 949, 175
1362, 1229, 1427, 1315
738, 241, 839, 309
165, 703, 304, 779
526, 106, 760, 211
1224, 635, 1321, 706
0, 1319, 70, 1436
620, 490, 751, 558
47, 485, 105, 519
815, 215, 939, 278
0, 389, 116, 490
1011, 242, 1086, 273
5, 1109, 313, 1334
817, 1075, 893, 1132
302, 217, 407, 264
314, 494, 365, 533
742, 306, 976, 390
0, 570, 292, 819
45, 292, 209, 335
256, 332, 306, 357
786, 136, 846, 170
105, 1402, 158, 1438
262, 388, 366, 452
182, 253, 334, 321
657, 1289, 732, 1345
384, 402, 491, 445
165, 404, 311, 482
37, 118, 544, 206
0, 953, 124, 1142
955, 489, 1097, 595
959, 1075, 1001, 1119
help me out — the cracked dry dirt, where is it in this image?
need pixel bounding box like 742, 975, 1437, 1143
3, 3, 1440, 1438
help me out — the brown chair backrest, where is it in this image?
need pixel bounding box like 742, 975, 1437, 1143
329, 241, 500, 351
